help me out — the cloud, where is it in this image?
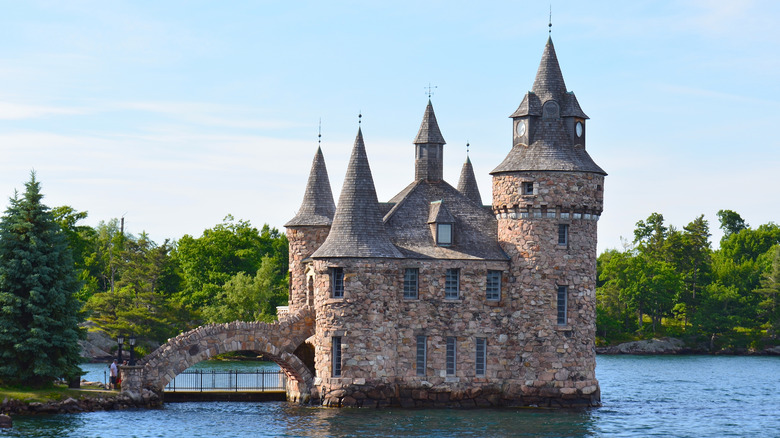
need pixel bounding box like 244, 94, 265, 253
0, 101, 90, 120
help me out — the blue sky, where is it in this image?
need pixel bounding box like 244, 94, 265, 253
1, 0, 778, 253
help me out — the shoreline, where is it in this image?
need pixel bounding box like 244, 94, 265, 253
595, 337, 780, 356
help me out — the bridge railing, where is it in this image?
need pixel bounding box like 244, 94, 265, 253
164, 369, 286, 392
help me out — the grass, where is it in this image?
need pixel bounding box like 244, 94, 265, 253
0, 382, 117, 403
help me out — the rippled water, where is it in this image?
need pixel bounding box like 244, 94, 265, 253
3, 355, 779, 437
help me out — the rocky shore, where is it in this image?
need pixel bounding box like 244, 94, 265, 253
596, 337, 780, 355
0, 388, 161, 416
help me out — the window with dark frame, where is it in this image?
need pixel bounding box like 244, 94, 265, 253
332, 336, 342, 377
475, 338, 486, 376
445, 268, 460, 299
403, 268, 419, 299
486, 270, 502, 301
446, 337, 457, 376
330, 267, 344, 298
558, 224, 569, 246
522, 181, 534, 195
557, 285, 568, 326
416, 335, 427, 376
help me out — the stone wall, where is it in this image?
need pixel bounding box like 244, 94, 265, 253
307, 253, 599, 407
287, 226, 330, 312
492, 170, 604, 405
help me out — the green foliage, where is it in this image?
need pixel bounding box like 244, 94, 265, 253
173, 216, 288, 322
0, 173, 84, 387
597, 211, 780, 350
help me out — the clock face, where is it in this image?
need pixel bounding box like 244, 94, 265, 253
516, 120, 526, 137
575, 121, 583, 137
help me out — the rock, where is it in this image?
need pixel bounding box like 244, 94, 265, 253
597, 337, 686, 355
0, 414, 11, 428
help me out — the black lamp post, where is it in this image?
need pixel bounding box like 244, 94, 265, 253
117, 335, 124, 363
129, 334, 136, 366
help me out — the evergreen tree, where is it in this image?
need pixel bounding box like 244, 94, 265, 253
0, 173, 83, 386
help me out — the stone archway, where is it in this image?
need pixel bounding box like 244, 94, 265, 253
122, 307, 315, 403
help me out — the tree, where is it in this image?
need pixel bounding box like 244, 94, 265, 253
0, 173, 84, 386
52, 206, 99, 302
754, 245, 780, 339
717, 209, 748, 242
173, 216, 288, 313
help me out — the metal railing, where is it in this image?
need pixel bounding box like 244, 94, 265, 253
164, 369, 286, 392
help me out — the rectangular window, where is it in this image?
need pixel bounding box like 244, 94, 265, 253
533, 208, 542, 218
403, 268, 419, 299
486, 270, 502, 301
332, 336, 342, 377
416, 335, 427, 376
560, 212, 570, 220
330, 267, 344, 298
558, 224, 569, 246
446, 337, 457, 376
445, 268, 460, 299
546, 208, 556, 218
437, 223, 452, 245
522, 182, 534, 195
557, 285, 568, 325
475, 338, 486, 376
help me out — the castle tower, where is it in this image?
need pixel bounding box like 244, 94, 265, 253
310, 128, 403, 404
456, 155, 482, 206
414, 100, 446, 181
491, 37, 606, 405
285, 146, 335, 311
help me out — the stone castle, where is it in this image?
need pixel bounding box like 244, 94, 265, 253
285, 36, 606, 408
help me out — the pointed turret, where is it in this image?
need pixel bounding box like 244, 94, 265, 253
312, 128, 402, 258
496, 37, 604, 176
456, 156, 482, 206
285, 147, 336, 227
414, 100, 446, 181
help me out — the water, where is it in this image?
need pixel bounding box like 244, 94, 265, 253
3, 356, 779, 437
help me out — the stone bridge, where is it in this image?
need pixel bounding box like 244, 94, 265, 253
121, 307, 315, 403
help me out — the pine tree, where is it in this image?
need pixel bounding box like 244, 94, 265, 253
0, 173, 83, 387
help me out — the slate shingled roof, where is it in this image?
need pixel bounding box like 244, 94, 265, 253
414, 100, 446, 145
384, 180, 507, 261
285, 147, 336, 227
311, 128, 403, 259
497, 37, 605, 176
492, 119, 606, 175
456, 156, 483, 206
510, 37, 588, 119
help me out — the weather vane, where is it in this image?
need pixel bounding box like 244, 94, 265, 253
549, 5, 552, 35
426, 83, 437, 99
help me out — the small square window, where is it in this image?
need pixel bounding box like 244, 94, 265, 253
437, 223, 452, 246
330, 268, 344, 299
558, 224, 569, 246
445, 268, 460, 299
403, 268, 419, 299
522, 182, 534, 195
486, 270, 501, 301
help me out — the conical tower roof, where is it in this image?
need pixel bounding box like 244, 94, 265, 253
510, 37, 587, 119
456, 156, 482, 206
285, 146, 336, 227
413, 100, 446, 145
312, 128, 402, 258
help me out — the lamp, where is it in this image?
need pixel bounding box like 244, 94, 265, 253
128, 334, 136, 366
116, 335, 124, 363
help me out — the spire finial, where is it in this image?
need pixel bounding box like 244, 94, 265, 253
466, 142, 470, 156
358, 112, 362, 125
548, 5, 552, 35
318, 118, 322, 148
425, 83, 437, 99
